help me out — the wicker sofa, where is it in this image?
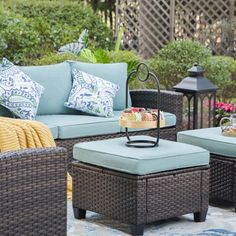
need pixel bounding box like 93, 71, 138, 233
0, 61, 183, 235
0, 61, 183, 164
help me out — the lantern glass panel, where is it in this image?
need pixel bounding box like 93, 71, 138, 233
199, 93, 215, 128
182, 92, 216, 130
183, 95, 194, 130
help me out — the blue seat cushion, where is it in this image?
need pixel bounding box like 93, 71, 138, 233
35, 111, 176, 139
20, 62, 74, 115
73, 136, 209, 175
35, 111, 122, 139
68, 61, 128, 111
178, 127, 236, 158
0, 112, 58, 138
47, 124, 59, 139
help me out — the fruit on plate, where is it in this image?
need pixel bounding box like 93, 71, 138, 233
120, 107, 164, 122
142, 113, 153, 121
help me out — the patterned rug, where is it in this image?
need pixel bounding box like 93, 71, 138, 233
67, 200, 236, 236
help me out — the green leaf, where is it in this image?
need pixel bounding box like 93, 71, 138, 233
79, 49, 97, 63
94, 48, 110, 63
58, 29, 88, 56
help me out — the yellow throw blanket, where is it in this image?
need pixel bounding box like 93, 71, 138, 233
0, 117, 56, 152
0, 117, 73, 199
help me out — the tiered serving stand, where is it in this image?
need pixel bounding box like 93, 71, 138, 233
118, 63, 162, 148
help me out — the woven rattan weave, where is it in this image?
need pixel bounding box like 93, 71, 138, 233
210, 154, 236, 210
72, 162, 209, 236
0, 147, 67, 236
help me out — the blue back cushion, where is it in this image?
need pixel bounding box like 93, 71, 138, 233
20, 62, 73, 115
69, 61, 128, 111
1, 61, 128, 116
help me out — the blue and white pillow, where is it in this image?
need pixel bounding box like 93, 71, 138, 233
65, 69, 119, 117
0, 58, 44, 120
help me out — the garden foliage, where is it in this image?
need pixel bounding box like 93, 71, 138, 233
203, 56, 236, 100
0, 0, 236, 101
0, 0, 113, 65
149, 40, 236, 100
35, 53, 81, 66
148, 40, 212, 90
36, 49, 141, 74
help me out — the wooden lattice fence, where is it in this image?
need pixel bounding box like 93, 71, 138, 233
116, 0, 236, 58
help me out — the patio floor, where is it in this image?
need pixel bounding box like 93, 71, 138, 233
67, 200, 236, 236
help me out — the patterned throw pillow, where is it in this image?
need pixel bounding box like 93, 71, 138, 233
0, 58, 44, 120
65, 69, 119, 117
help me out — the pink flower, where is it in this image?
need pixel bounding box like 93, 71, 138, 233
216, 101, 236, 113
215, 102, 225, 109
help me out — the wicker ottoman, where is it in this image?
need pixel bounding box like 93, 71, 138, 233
178, 127, 236, 210
72, 136, 209, 236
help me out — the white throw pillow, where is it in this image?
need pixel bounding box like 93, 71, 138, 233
65, 69, 119, 117
0, 58, 44, 120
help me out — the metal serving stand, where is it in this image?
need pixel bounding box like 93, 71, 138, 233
119, 63, 161, 148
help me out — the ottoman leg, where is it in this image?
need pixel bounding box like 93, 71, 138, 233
194, 210, 208, 222
73, 206, 86, 219
130, 224, 144, 236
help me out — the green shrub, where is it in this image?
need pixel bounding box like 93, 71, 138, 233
109, 50, 141, 73
35, 49, 142, 70
34, 53, 81, 65
77, 48, 142, 72
203, 56, 236, 100
149, 40, 212, 89
0, 9, 41, 64
0, 0, 113, 65
149, 40, 236, 100
3, 0, 113, 49
109, 50, 143, 88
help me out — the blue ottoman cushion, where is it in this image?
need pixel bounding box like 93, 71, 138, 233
73, 136, 209, 175
178, 127, 236, 158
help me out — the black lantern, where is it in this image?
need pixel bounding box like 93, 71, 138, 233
173, 64, 218, 130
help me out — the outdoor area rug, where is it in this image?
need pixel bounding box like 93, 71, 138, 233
67, 200, 236, 236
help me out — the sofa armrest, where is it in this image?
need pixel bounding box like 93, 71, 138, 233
0, 147, 67, 235
130, 89, 183, 130
0, 147, 67, 162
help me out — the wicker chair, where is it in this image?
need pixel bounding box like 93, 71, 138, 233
55, 89, 183, 168
0, 147, 67, 236
0, 89, 182, 235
